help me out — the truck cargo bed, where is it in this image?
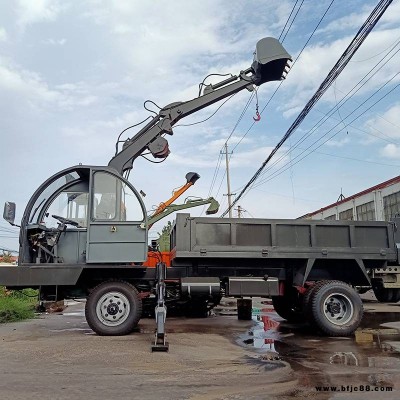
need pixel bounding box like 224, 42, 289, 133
171, 214, 397, 262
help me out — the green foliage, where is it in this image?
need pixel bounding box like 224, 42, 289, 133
157, 220, 173, 237
157, 221, 173, 252
0, 286, 38, 323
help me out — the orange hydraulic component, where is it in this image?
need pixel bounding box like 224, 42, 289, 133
149, 172, 200, 222
143, 251, 172, 268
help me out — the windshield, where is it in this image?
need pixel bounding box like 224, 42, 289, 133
29, 172, 80, 223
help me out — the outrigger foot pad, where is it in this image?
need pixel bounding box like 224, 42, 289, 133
151, 335, 169, 352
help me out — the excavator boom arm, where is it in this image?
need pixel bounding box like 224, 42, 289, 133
108, 37, 291, 176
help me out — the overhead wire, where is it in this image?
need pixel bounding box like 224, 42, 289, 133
232, 42, 400, 195
281, 0, 306, 43
207, 0, 311, 211
221, 0, 394, 217
296, 147, 400, 168
231, 0, 336, 154
252, 74, 400, 189
251, 38, 400, 184
279, 0, 300, 41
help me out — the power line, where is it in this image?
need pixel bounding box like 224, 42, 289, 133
252, 76, 400, 189
297, 147, 400, 168
221, 0, 394, 217
231, 0, 336, 154
216, 0, 337, 209
251, 41, 400, 185
279, 0, 300, 41
203, 0, 310, 211
252, 38, 400, 183
281, 0, 305, 43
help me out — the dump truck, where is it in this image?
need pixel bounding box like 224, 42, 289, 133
1, 37, 399, 350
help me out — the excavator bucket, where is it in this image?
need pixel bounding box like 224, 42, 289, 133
252, 37, 292, 85
185, 172, 200, 185
205, 198, 219, 215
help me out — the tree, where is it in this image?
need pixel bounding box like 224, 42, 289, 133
157, 221, 173, 252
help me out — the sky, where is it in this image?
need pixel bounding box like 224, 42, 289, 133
1, 0, 400, 252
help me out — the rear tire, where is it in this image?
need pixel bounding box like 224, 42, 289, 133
184, 299, 209, 318
85, 280, 142, 336
309, 280, 363, 336
302, 284, 318, 321
391, 289, 400, 303
373, 285, 394, 302
272, 288, 303, 323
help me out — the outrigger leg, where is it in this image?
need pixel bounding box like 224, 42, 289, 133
152, 262, 169, 352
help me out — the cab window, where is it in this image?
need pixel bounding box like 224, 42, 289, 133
43, 192, 89, 228
93, 172, 144, 222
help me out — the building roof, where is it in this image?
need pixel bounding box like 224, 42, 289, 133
302, 175, 400, 218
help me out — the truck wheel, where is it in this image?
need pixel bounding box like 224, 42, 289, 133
309, 280, 363, 336
372, 286, 394, 302
184, 299, 209, 318
272, 292, 303, 323
392, 289, 400, 303
85, 280, 142, 336
302, 284, 318, 321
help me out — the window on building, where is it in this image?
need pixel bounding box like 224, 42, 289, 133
324, 214, 336, 220
356, 201, 375, 221
383, 191, 400, 221
339, 208, 353, 220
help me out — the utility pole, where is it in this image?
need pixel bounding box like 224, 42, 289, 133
222, 143, 233, 218
236, 205, 243, 218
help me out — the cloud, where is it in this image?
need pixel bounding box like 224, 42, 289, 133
16, 0, 66, 29
0, 58, 60, 106
380, 143, 400, 159
198, 136, 252, 153
325, 137, 350, 147
42, 38, 67, 46
365, 103, 400, 140
317, 2, 400, 35
168, 144, 287, 170
279, 28, 400, 116
0, 27, 7, 42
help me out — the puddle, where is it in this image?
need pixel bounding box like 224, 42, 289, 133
238, 305, 400, 390
238, 309, 282, 352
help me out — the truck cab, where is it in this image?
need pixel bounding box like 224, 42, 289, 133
17, 165, 147, 266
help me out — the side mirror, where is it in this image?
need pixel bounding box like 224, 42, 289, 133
252, 37, 292, 85
3, 201, 16, 225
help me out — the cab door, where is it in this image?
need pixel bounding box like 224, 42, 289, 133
86, 169, 147, 263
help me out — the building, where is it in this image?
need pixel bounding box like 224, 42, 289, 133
301, 175, 400, 221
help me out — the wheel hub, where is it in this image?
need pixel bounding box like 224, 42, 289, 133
95, 291, 131, 327
107, 303, 119, 316
327, 300, 341, 314
323, 292, 354, 326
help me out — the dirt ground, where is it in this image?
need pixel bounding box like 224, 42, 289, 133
0, 293, 399, 400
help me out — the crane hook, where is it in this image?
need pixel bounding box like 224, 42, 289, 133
253, 109, 261, 122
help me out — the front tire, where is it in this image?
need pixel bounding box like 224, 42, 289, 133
309, 280, 363, 336
85, 280, 142, 336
